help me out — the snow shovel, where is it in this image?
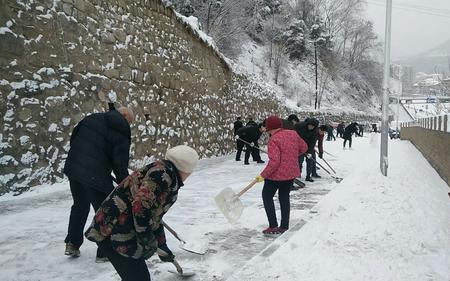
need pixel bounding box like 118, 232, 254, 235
322, 150, 338, 158
157, 248, 195, 277
215, 179, 258, 223
309, 157, 343, 183
237, 138, 268, 153
315, 149, 337, 174
321, 157, 337, 174
162, 221, 207, 255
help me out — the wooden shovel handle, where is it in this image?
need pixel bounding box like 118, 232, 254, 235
162, 221, 185, 243
237, 179, 259, 197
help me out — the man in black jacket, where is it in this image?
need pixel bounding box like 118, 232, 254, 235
63, 107, 134, 261
295, 118, 319, 182
337, 122, 345, 138
246, 117, 258, 127
282, 114, 299, 130
236, 124, 265, 165
343, 122, 361, 148
326, 124, 336, 141
234, 117, 244, 161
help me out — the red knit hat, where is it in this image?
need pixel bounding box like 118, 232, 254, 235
265, 116, 283, 131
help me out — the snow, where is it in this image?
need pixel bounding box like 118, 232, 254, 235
20, 151, 39, 165
234, 42, 379, 115
389, 103, 414, 123
62, 117, 71, 127
0, 27, 17, 36
37, 67, 56, 75
0, 155, 18, 165
19, 135, 30, 145
107, 90, 117, 102
404, 103, 450, 119
48, 123, 58, 132
0, 136, 448, 280
230, 136, 450, 281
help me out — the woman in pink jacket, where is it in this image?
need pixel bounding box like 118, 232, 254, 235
256, 116, 308, 235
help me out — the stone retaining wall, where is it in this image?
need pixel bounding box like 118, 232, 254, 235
401, 127, 450, 188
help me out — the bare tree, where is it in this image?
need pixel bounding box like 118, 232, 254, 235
347, 20, 378, 67
273, 37, 288, 84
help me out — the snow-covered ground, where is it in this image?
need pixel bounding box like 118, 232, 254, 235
0, 135, 449, 281
404, 103, 450, 119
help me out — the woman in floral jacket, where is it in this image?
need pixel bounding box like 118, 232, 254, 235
85, 145, 198, 281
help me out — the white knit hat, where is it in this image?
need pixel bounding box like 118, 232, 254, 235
165, 145, 199, 173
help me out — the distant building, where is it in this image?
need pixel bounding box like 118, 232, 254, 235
390, 64, 415, 94
413, 73, 447, 96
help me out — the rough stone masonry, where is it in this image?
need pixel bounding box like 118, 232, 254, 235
0, 0, 285, 194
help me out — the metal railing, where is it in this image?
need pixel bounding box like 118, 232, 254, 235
400, 114, 450, 133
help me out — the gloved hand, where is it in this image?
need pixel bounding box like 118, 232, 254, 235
255, 175, 264, 182
234, 135, 240, 140
318, 153, 323, 159
157, 243, 175, 262
306, 153, 312, 159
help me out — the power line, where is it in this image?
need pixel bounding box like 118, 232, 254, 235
366, 1, 450, 19
366, 1, 450, 18
365, 0, 450, 19
370, 0, 450, 15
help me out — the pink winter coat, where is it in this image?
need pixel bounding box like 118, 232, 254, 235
260, 129, 308, 181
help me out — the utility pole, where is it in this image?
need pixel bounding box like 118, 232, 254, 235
380, 0, 392, 176
396, 68, 402, 132
314, 40, 318, 110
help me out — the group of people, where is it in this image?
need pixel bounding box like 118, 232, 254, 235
233, 117, 266, 164
231, 114, 364, 236
329, 121, 364, 148
62, 105, 364, 280
233, 114, 333, 182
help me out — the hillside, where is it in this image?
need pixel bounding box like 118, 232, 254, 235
169, 0, 383, 116
396, 38, 450, 73
234, 40, 381, 115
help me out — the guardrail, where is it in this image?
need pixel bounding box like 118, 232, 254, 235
400, 114, 450, 133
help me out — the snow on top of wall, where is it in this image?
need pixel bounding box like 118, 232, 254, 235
174, 12, 231, 70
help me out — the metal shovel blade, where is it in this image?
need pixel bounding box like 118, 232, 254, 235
332, 176, 343, 183
179, 240, 207, 255
214, 187, 244, 224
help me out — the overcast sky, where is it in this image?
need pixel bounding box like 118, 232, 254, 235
365, 0, 450, 59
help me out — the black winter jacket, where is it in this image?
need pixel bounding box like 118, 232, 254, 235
233, 120, 243, 135
64, 110, 131, 193
282, 119, 295, 130
294, 118, 318, 153
343, 123, 360, 138
237, 126, 262, 143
